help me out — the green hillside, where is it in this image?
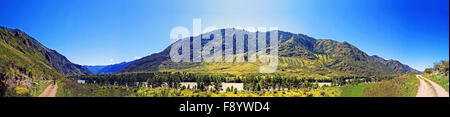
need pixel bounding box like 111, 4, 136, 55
0, 26, 90, 96
122, 29, 418, 78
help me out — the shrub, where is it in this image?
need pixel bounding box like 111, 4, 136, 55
14, 86, 30, 97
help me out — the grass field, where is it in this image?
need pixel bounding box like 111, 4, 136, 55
400, 74, 420, 97
338, 83, 377, 97
338, 74, 419, 97
363, 74, 419, 97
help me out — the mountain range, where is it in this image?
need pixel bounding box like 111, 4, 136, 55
84, 61, 133, 74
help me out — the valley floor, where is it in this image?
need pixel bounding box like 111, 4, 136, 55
47, 74, 449, 97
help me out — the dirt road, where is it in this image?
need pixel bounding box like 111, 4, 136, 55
38, 83, 58, 97
416, 75, 436, 97
416, 75, 449, 97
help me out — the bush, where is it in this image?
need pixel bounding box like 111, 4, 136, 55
14, 86, 30, 97
424, 68, 434, 74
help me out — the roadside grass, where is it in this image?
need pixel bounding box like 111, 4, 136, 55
401, 74, 420, 97
363, 74, 419, 97
423, 74, 449, 92
56, 78, 137, 97
338, 83, 377, 97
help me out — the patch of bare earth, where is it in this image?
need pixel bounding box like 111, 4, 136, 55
38, 83, 58, 97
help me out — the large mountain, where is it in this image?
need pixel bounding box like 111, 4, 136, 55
122, 29, 418, 77
0, 26, 91, 76
84, 61, 133, 74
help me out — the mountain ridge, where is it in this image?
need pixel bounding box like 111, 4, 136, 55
122, 29, 418, 77
0, 26, 91, 76
371, 55, 420, 73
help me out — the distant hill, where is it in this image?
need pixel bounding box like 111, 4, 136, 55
83, 66, 106, 74
84, 61, 133, 74
122, 29, 418, 77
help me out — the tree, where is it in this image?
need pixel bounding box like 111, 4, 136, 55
226, 87, 231, 92
181, 85, 186, 90
256, 83, 261, 91
213, 77, 222, 93
424, 68, 434, 74
435, 60, 449, 76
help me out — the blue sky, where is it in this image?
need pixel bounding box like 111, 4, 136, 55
0, 0, 448, 71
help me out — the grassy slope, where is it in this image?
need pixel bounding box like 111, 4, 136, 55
1, 27, 91, 97
337, 74, 418, 97
363, 74, 419, 97
1, 30, 63, 96
160, 56, 346, 79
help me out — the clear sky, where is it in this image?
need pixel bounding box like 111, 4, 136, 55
0, 0, 448, 71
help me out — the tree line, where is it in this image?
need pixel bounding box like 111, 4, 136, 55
69, 72, 394, 92
69, 72, 232, 90
240, 75, 394, 91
